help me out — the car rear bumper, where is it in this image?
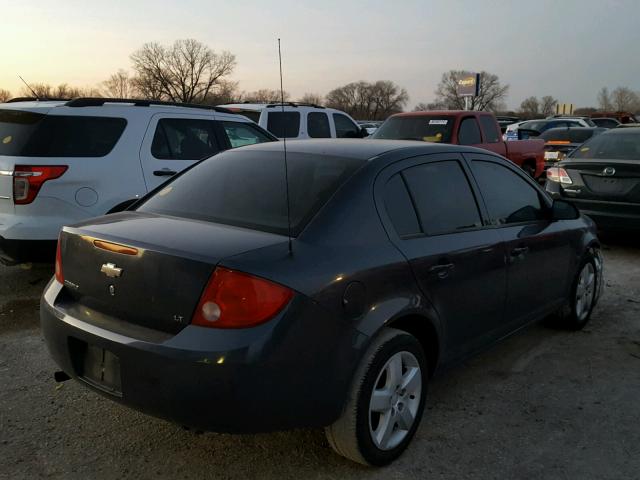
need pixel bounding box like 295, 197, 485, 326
545, 184, 640, 230
40, 280, 365, 433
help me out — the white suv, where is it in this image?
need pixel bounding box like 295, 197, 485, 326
0, 98, 276, 264
219, 103, 368, 140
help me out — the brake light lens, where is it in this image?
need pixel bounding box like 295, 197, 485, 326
547, 167, 573, 184
55, 235, 64, 284
192, 268, 293, 329
13, 165, 68, 205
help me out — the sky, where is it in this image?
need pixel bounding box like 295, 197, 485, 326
1, 0, 639, 109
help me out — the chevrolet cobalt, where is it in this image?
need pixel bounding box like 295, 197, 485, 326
41, 140, 603, 466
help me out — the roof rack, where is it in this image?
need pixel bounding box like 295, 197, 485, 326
265, 102, 325, 109
64, 97, 234, 114
6, 97, 70, 103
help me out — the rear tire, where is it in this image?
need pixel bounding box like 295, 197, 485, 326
325, 328, 427, 466
523, 162, 536, 178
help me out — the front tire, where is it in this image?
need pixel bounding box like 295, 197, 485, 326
325, 328, 427, 466
549, 254, 599, 330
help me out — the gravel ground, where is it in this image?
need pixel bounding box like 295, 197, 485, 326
1, 234, 639, 480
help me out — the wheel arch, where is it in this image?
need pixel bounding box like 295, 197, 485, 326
386, 314, 441, 378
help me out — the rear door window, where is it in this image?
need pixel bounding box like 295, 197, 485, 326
383, 174, 421, 237
333, 113, 361, 138
479, 115, 500, 143
267, 112, 300, 138
0, 110, 126, 157
471, 160, 545, 224
151, 118, 220, 160
403, 160, 482, 235
307, 112, 331, 138
458, 117, 482, 145
221, 121, 274, 148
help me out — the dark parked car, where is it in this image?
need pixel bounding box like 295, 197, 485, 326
42, 140, 603, 466
546, 128, 640, 230
591, 117, 621, 129
541, 127, 606, 167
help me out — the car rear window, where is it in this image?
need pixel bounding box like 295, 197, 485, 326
267, 111, 300, 138
570, 131, 640, 161
540, 128, 601, 144
0, 110, 126, 157
137, 150, 365, 236
372, 116, 454, 142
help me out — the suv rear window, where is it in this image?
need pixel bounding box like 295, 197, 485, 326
137, 150, 365, 236
267, 111, 300, 138
0, 110, 126, 157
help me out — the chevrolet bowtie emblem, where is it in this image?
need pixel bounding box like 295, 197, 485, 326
100, 262, 123, 278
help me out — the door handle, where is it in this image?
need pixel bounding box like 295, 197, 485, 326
153, 169, 177, 177
510, 246, 530, 257
428, 263, 455, 279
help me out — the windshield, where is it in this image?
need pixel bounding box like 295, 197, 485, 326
570, 131, 640, 160
540, 128, 603, 144
137, 149, 365, 236
372, 116, 454, 142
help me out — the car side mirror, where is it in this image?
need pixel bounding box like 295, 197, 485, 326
518, 128, 540, 140
551, 199, 580, 221
360, 127, 369, 138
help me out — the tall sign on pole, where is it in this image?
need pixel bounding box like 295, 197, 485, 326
456, 73, 480, 110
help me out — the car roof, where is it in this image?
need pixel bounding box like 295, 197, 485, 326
602, 126, 640, 134
225, 138, 480, 160
393, 110, 488, 117
0, 99, 250, 121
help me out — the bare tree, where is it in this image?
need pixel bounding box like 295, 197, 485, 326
611, 87, 639, 112
413, 101, 447, 111
574, 107, 598, 116
433, 70, 509, 112
540, 95, 558, 116
519, 96, 540, 118
597, 87, 613, 111
102, 70, 133, 98
243, 89, 290, 103
18, 83, 89, 99
0, 89, 11, 102
130, 39, 236, 103
299, 93, 323, 105
203, 80, 242, 105
325, 80, 408, 120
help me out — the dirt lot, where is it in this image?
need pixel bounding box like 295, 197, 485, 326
1, 234, 639, 480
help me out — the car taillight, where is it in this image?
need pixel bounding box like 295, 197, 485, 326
547, 167, 573, 184
55, 235, 64, 284
13, 165, 68, 205
192, 268, 293, 329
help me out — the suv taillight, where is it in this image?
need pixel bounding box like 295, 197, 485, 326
14, 165, 68, 205
192, 268, 293, 329
55, 235, 64, 284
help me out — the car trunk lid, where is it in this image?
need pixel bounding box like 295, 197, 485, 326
58, 211, 288, 334
562, 159, 640, 203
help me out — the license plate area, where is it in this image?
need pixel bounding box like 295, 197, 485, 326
69, 337, 122, 397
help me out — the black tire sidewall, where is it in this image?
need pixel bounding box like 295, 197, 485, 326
354, 332, 428, 466
568, 254, 598, 329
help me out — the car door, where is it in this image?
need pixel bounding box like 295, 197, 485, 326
377, 153, 507, 361
466, 153, 575, 327
477, 114, 507, 156
139, 114, 223, 192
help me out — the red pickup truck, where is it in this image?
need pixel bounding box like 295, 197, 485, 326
372, 110, 545, 178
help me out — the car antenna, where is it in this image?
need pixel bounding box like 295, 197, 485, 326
278, 38, 293, 255
18, 75, 39, 100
